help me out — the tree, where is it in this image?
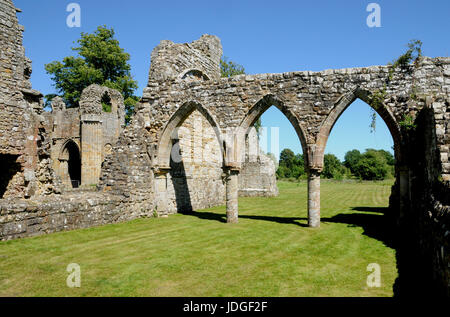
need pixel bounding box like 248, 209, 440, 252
344, 149, 362, 174
45, 25, 139, 123
279, 149, 295, 170
220, 56, 245, 78
323, 154, 345, 179
276, 149, 307, 179
354, 150, 389, 180
377, 149, 395, 166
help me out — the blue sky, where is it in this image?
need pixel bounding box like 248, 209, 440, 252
14, 0, 450, 161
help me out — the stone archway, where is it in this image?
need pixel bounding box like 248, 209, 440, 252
237, 94, 309, 168
59, 140, 81, 188
155, 101, 225, 216
309, 88, 405, 227
315, 88, 403, 166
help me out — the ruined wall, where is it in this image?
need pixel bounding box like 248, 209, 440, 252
149, 34, 222, 82
239, 128, 278, 197
393, 102, 450, 298
0, 1, 32, 155
166, 109, 225, 213
46, 85, 125, 189
0, 0, 57, 199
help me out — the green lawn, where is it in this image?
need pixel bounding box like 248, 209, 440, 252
0, 180, 397, 297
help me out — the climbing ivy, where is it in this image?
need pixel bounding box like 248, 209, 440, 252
369, 39, 422, 132
398, 114, 417, 131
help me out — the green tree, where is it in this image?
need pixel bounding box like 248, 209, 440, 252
375, 149, 395, 166
45, 25, 139, 123
220, 56, 245, 78
276, 149, 307, 179
354, 150, 389, 180
344, 149, 362, 174
323, 154, 345, 179
279, 149, 295, 169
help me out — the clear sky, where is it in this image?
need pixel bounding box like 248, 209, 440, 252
14, 0, 450, 161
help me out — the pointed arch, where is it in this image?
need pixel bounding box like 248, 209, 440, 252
314, 88, 403, 167
157, 101, 224, 168
237, 94, 309, 167
59, 139, 81, 188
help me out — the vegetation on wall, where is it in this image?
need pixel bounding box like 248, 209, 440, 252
368, 39, 423, 133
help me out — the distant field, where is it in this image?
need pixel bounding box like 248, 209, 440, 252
0, 180, 397, 297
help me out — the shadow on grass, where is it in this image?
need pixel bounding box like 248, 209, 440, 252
180, 210, 309, 227
180, 210, 226, 223
181, 209, 396, 238
321, 208, 396, 249
350, 206, 388, 213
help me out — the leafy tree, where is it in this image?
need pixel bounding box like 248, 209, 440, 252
354, 150, 389, 180
323, 154, 345, 179
279, 149, 295, 170
375, 149, 395, 166
276, 149, 306, 179
344, 149, 362, 174
45, 25, 139, 123
220, 56, 245, 78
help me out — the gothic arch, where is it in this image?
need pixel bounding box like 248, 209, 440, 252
59, 139, 81, 188
314, 88, 403, 168
237, 94, 310, 167
156, 101, 224, 168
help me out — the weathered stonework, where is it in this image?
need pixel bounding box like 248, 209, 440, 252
0, 0, 448, 297
0, 0, 57, 199
239, 127, 278, 197
44, 85, 125, 189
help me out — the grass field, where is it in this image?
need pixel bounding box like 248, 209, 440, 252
0, 180, 397, 297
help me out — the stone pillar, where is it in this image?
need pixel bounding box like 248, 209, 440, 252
154, 168, 170, 215
307, 168, 321, 228
81, 114, 103, 186
225, 167, 239, 223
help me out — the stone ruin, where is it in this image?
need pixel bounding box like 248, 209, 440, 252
0, 0, 449, 297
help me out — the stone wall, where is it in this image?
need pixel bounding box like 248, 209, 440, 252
239, 127, 278, 197
0, 0, 57, 199
47, 85, 125, 189
166, 109, 225, 213
149, 34, 222, 82
393, 104, 450, 298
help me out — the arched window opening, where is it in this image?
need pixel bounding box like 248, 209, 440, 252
101, 92, 112, 113
324, 99, 395, 181
180, 69, 209, 81
167, 108, 223, 213
61, 141, 81, 189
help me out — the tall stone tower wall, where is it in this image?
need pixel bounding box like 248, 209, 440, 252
0, 0, 55, 198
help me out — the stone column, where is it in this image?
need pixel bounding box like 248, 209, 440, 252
307, 168, 321, 228
81, 114, 103, 186
225, 167, 239, 223
154, 168, 170, 215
